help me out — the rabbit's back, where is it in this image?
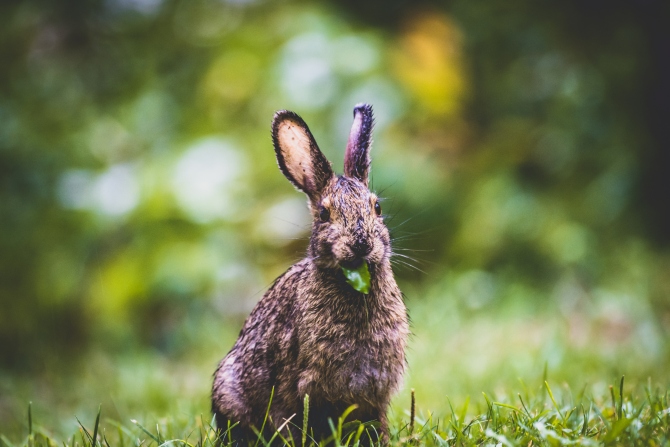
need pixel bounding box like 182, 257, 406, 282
212, 261, 308, 428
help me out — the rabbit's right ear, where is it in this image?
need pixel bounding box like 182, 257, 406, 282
272, 110, 334, 198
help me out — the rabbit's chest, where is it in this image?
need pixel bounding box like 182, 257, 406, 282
295, 285, 408, 405
297, 321, 405, 403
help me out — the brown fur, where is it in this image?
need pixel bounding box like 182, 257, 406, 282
212, 104, 409, 445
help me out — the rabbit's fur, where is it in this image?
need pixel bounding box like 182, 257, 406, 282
212, 104, 409, 445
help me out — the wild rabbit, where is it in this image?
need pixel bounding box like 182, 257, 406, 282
212, 104, 409, 445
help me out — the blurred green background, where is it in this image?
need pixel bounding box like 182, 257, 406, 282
1, 0, 669, 441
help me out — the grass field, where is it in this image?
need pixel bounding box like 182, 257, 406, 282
3, 376, 669, 446
1, 287, 668, 446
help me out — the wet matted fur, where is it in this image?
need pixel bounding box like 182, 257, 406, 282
212, 104, 409, 445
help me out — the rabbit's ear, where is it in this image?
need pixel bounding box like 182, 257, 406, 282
344, 103, 374, 186
272, 110, 334, 198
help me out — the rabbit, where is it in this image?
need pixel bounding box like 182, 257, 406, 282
212, 104, 409, 445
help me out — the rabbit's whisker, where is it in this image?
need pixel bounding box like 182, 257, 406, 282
392, 251, 436, 266
271, 216, 311, 229
390, 258, 427, 274
392, 247, 434, 253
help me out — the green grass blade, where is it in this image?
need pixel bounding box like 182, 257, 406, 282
602, 417, 633, 443
227, 419, 233, 446
253, 386, 274, 447
544, 381, 565, 423
517, 394, 531, 419
493, 402, 522, 413
617, 376, 625, 419
28, 402, 32, 438
327, 418, 337, 446
155, 423, 163, 445
580, 403, 589, 436
353, 423, 365, 445
302, 394, 309, 447
609, 385, 616, 420
264, 413, 295, 446
1, 435, 17, 447
481, 392, 493, 431
459, 395, 470, 426
409, 388, 416, 437
131, 420, 160, 443
75, 417, 93, 444
106, 420, 134, 447
92, 405, 101, 447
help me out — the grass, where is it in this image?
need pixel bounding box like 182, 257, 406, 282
1, 279, 668, 446
2, 374, 668, 446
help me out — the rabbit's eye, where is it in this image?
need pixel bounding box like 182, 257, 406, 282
319, 206, 330, 222
374, 201, 382, 216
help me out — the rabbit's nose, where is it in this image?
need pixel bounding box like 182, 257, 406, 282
351, 238, 372, 257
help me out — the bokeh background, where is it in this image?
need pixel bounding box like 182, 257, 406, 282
1, 0, 668, 441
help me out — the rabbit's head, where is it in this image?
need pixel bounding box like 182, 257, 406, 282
272, 104, 390, 272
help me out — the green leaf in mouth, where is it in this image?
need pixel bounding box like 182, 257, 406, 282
341, 261, 371, 294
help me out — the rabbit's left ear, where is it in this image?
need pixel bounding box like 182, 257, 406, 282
273, 110, 334, 199
344, 103, 374, 186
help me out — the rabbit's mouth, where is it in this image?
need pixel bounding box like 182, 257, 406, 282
339, 258, 371, 294
339, 257, 365, 270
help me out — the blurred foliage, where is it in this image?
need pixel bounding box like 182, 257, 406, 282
0, 0, 669, 440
